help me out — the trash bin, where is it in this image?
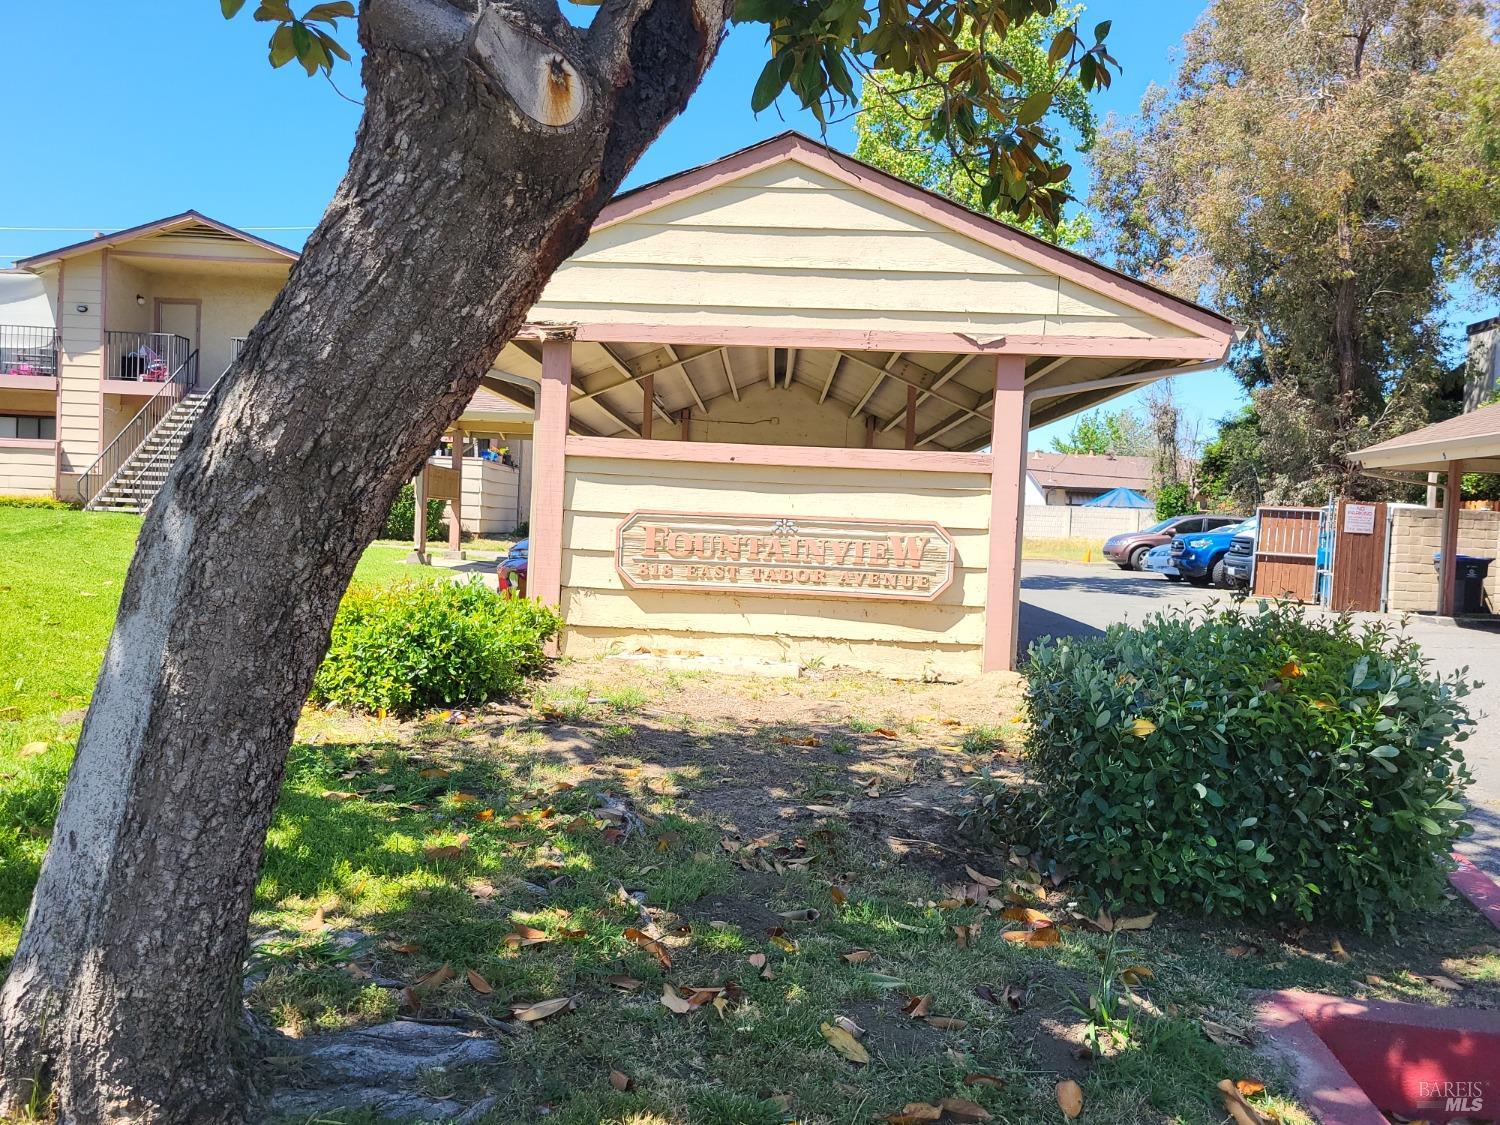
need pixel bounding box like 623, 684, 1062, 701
1433, 553, 1495, 614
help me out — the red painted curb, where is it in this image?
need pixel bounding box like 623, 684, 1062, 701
1256, 990, 1500, 1123
1451, 852, 1500, 932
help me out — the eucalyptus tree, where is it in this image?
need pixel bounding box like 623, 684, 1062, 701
1089, 0, 1500, 501
0, 0, 1116, 1120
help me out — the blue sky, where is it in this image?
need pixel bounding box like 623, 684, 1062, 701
2, 1, 1484, 447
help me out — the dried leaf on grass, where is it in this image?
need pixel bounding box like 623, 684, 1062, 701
609, 1070, 633, 1092
623, 926, 672, 968
1218, 1079, 1271, 1125
504, 924, 550, 949
820, 1021, 871, 1065
510, 995, 576, 1022
466, 969, 493, 994
1002, 926, 1060, 947
1056, 1079, 1084, 1119
842, 949, 875, 964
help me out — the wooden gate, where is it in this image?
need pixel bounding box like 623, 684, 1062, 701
1253, 506, 1324, 602
1328, 500, 1388, 612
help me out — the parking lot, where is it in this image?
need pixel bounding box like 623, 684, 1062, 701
1018, 560, 1500, 879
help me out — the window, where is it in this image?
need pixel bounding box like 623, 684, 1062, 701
0, 414, 56, 440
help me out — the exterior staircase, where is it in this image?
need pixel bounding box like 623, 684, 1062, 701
87, 393, 211, 514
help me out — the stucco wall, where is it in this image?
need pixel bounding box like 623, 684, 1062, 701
1387, 506, 1500, 613
557, 452, 992, 677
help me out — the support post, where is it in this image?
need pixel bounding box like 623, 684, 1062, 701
1439, 461, 1463, 617
529, 336, 572, 617
407, 467, 429, 565
678, 407, 691, 441
864, 414, 876, 448
446, 429, 465, 559
903, 384, 917, 450
983, 355, 1028, 673
640, 373, 654, 441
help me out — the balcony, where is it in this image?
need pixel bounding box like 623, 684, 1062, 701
0, 325, 60, 391
103, 332, 193, 395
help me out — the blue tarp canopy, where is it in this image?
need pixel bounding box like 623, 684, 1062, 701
1083, 486, 1153, 509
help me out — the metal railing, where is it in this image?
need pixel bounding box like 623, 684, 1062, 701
104, 331, 191, 387
231, 336, 249, 363
77, 349, 199, 505
0, 325, 60, 378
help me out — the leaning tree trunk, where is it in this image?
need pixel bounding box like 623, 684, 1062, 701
0, 0, 726, 1119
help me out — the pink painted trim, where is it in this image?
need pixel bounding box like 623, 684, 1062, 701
108, 251, 294, 267
1256, 992, 1387, 1125
983, 357, 1027, 674
554, 322, 1229, 361
528, 338, 572, 613
1258, 989, 1500, 1124
0, 437, 58, 449
565, 434, 992, 475
16, 209, 299, 269
612, 508, 958, 603
99, 248, 109, 450
591, 133, 1232, 342
0, 374, 59, 392
1450, 852, 1500, 931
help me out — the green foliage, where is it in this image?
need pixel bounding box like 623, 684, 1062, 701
0, 495, 72, 510
220, 0, 354, 76
968, 603, 1475, 931
853, 4, 1096, 244
1198, 407, 1266, 510
311, 579, 560, 715
382, 483, 448, 543
1049, 407, 1150, 455
1089, 0, 1500, 502
1153, 481, 1194, 520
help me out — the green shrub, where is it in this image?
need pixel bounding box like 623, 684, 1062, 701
381, 483, 448, 542
1153, 481, 1195, 520
966, 602, 1474, 931
311, 578, 560, 715
0, 495, 72, 510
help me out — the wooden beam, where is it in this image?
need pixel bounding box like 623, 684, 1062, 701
766, 347, 775, 388
1024, 356, 1071, 385
850, 352, 902, 417
1440, 462, 1462, 617
721, 349, 740, 401
590, 342, 674, 424
916, 390, 994, 448
865, 414, 876, 448
983, 356, 1028, 673
785, 348, 797, 389
903, 385, 917, 450
510, 343, 641, 437
841, 351, 990, 426
640, 373, 654, 441
664, 342, 708, 413
880, 354, 973, 432
820, 353, 842, 404
448, 430, 464, 556
529, 338, 572, 615
678, 407, 692, 441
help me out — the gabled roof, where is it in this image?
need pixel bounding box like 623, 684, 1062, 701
1026, 452, 1154, 493
594, 131, 1233, 343
1351, 401, 1500, 472
16, 210, 299, 269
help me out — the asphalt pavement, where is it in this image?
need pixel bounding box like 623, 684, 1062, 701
1018, 559, 1500, 879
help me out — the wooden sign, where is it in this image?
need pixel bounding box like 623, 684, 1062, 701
615, 511, 956, 601
422, 463, 461, 503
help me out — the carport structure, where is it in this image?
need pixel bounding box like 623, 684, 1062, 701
483, 133, 1233, 674
1351, 401, 1500, 617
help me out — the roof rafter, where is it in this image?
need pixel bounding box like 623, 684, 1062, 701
663, 342, 708, 414
819, 353, 843, 404
850, 352, 902, 418
513, 341, 641, 437
721, 350, 740, 401
586, 343, 675, 425
880, 354, 973, 432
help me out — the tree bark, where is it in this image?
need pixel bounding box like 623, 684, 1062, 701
0, 0, 726, 1120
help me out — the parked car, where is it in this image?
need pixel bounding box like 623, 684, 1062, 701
1140, 542, 1180, 580
496, 538, 528, 595
1103, 513, 1247, 571
1170, 517, 1257, 587
1223, 523, 1257, 588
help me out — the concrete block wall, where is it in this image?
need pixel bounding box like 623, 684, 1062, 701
1386, 507, 1500, 612
1023, 505, 1154, 540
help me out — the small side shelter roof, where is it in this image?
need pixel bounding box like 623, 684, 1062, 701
1350, 401, 1500, 473
1084, 486, 1154, 509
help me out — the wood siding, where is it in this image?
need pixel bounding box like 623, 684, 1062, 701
558, 452, 991, 677
55, 255, 103, 474
1329, 501, 1387, 613
0, 442, 57, 495
531, 162, 1195, 341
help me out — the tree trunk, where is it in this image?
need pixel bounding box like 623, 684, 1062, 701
0, 0, 725, 1119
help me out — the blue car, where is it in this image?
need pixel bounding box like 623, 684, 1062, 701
1169, 517, 1257, 587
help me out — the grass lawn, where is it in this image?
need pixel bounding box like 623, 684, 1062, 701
3, 506, 1498, 1124
1020, 537, 1110, 563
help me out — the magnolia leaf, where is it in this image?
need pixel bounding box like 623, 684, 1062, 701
661, 983, 696, 1014
1113, 912, 1156, 931
1056, 1078, 1084, 1119
820, 1021, 871, 1064
938, 1098, 993, 1122
884, 1105, 941, 1124
511, 995, 576, 1022
466, 968, 493, 994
